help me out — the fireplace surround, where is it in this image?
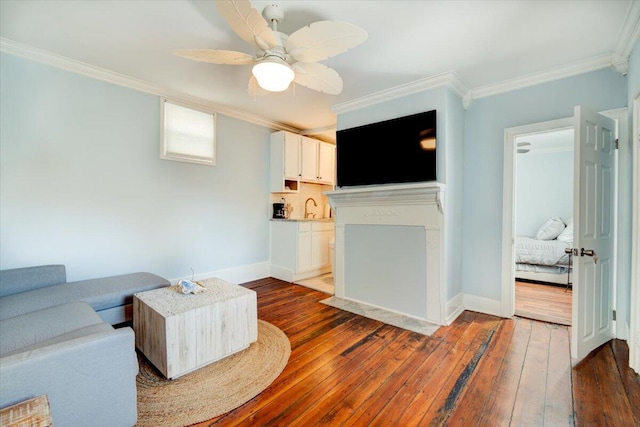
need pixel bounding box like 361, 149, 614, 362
326, 182, 446, 325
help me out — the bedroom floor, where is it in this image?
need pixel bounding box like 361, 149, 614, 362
515, 281, 572, 326
294, 273, 334, 294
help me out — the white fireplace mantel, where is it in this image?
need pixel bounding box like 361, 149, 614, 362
326, 182, 446, 325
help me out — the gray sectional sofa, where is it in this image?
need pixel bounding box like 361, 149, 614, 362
0, 264, 170, 426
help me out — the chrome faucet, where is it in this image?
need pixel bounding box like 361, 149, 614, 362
304, 197, 317, 219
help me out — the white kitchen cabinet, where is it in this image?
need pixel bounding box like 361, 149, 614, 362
300, 136, 336, 185
317, 142, 336, 185
270, 131, 301, 193
270, 220, 334, 282
300, 136, 318, 182
271, 131, 335, 191
310, 224, 332, 269
283, 132, 301, 179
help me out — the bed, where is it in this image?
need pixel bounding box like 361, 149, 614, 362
515, 217, 573, 286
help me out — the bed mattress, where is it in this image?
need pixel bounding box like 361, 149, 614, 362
515, 263, 569, 274
515, 236, 571, 266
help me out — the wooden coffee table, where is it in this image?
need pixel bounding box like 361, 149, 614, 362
133, 278, 257, 379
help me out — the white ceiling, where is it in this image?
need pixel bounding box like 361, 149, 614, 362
1, 1, 638, 143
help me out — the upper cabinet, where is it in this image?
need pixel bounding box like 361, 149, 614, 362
270, 131, 335, 192
283, 132, 301, 180
270, 131, 301, 193
317, 141, 336, 185
301, 136, 336, 185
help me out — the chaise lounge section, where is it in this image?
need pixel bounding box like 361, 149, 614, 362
0, 264, 170, 324
0, 264, 171, 426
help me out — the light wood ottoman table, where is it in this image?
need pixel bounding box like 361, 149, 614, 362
133, 277, 257, 379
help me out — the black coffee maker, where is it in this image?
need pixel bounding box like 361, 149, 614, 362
273, 201, 286, 219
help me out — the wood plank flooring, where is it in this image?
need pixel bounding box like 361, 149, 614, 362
189, 278, 639, 427
515, 280, 572, 326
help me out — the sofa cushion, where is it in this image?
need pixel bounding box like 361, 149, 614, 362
0, 272, 170, 321
0, 265, 66, 298
0, 302, 105, 356
1, 323, 114, 358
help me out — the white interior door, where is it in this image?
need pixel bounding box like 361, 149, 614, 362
571, 105, 615, 362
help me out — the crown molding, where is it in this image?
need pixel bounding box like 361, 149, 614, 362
615, 0, 640, 59
300, 124, 336, 136
0, 37, 301, 134
2, 36, 632, 129
332, 52, 618, 114
466, 54, 615, 106
331, 71, 469, 115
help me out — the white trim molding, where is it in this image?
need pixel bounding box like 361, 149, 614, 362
630, 94, 640, 374
470, 55, 618, 103
615, 0, 640, 60
502, 117, 574, 318
601, 107, 629, 341
170, 261, 270, 286
445, 293, 464, 325
0, 37, 300, 134
332, 54, 622, 113
462, 293, 502, 318
327, 182, 447, 325
331, 71, 469, 115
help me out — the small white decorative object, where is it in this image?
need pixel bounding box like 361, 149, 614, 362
177, 279, 206, 294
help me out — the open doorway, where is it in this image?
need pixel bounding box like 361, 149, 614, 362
503, 108, 621, 362
513, 128, 574, 325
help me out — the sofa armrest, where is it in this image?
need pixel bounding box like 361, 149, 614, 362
0, 327, 138, 427
0, 265, 66, 297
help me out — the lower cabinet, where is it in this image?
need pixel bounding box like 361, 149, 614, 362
270, 220, 334, 282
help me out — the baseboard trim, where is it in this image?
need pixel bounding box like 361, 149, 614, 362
462, 293, 503, 318
445, 293, 464, 325
170, 262, 270, 285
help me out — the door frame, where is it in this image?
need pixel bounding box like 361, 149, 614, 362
501, 117, 574, 318
500, 109, 626, 337
631, 95, 640, 373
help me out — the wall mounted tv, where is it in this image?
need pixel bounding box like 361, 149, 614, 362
336, 109, 437, 187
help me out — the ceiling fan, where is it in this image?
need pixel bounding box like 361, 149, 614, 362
517, 142, 531, 154
174, 0, 368, 95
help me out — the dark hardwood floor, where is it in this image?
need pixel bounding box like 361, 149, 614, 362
191, 277, 639, 427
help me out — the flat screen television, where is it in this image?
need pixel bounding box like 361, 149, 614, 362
336, 110, 437, 187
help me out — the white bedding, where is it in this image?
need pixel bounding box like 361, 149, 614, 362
515, 263, 569, 274
515, 236, 572, 266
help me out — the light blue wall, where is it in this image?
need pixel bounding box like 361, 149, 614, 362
337, 86, 465, 300
0, 53, 272, 282
516, 149, 574, 236
443, 89, 465, 299
462, 68, 627, 300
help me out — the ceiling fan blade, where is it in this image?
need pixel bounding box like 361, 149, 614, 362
286, 21, 368, 63
292, 62, 343, 95
216, 0, 278, 50
173, 49, 256, 65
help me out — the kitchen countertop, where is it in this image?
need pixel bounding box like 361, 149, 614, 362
270, 218, 334, 222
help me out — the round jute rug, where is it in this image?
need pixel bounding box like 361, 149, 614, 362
135, 320, 290, 427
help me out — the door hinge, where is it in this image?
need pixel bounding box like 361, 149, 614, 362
615, 138, 619, 149
613, 310, 617, 321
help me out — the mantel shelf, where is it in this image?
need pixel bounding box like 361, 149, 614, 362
326, 182, 446, 214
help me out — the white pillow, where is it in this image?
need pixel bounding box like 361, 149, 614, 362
557, 218, 573, 242
535, 216, 565, 240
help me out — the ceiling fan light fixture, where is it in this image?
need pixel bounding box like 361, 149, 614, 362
252, 57, 294, 92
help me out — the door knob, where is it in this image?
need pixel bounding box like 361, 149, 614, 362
580, 248, 598, 263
